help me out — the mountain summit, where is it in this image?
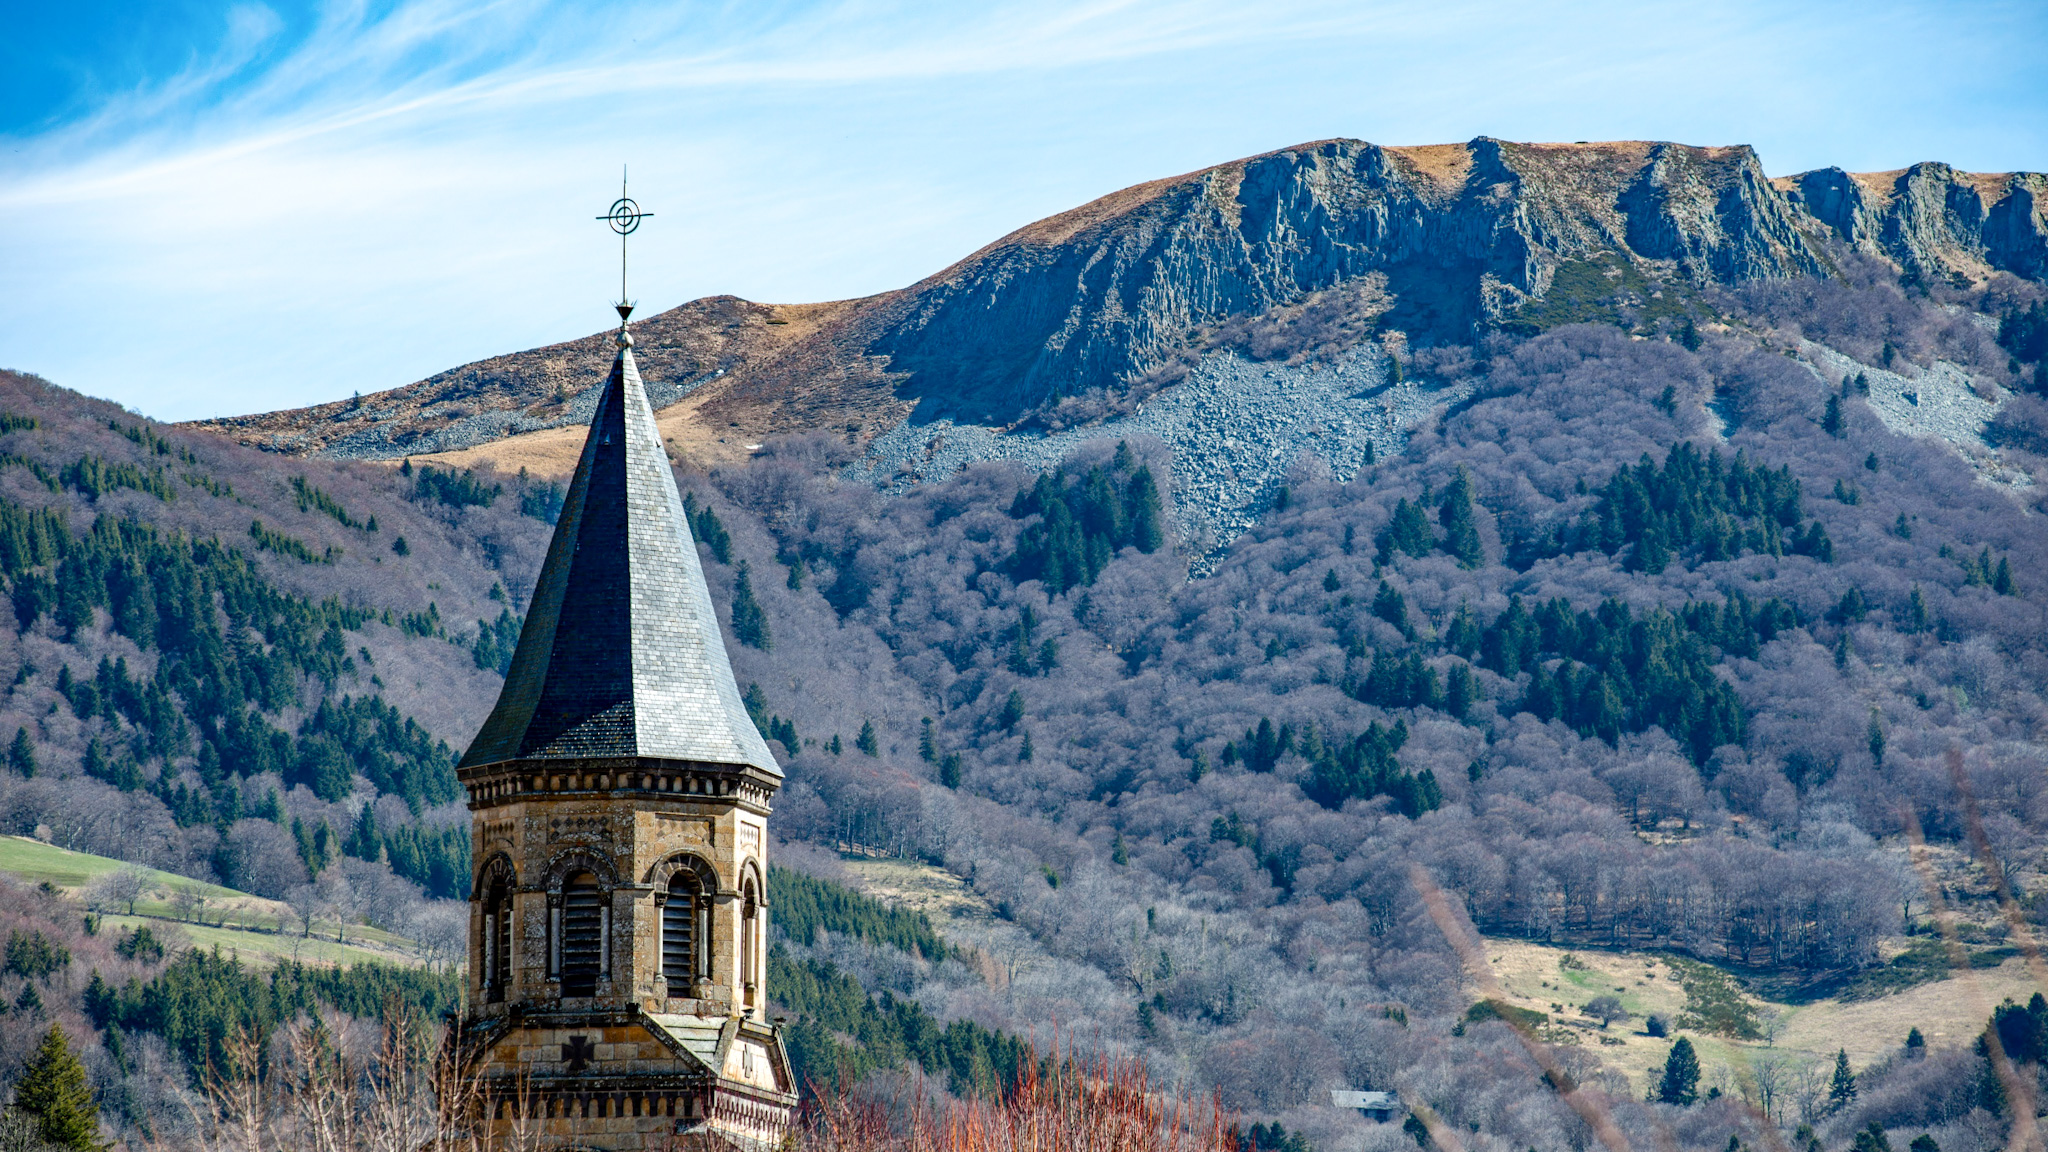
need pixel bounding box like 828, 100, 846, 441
188, 137, 2046, 462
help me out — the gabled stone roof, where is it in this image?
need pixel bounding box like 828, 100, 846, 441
460, 335, 779, 776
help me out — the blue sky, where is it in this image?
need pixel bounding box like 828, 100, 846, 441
2, 0, 2044, 422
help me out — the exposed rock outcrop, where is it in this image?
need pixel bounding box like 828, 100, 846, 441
184, 137, 2044, 461
1783, 163, 2048, 283
870, 138, 1826, 420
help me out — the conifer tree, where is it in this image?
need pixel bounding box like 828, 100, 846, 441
1438, 468, 1484, 568
919, 718, 936, 763
730, 562, 771, 650
1372, 581, 1413, 639
1445, 662, 1476, 720
1823, 394, 1845, 437
8, 727, 34, 777
1868, 711, 1886, 767
828, 734, 842, 755
998, 690, 1025, 731
1828, 1048, 1858, 1111
1375, 498, 1435, 563
1678, 316, 1702, 351
856, 721, 878, 757
1994, 556, 2015, 595
1657, 1036, 1701, 1105
1018, 732, 1034, 762
344, 802, 381, 862
1126, 466, 1165, 553
14, 1024, 101, 1152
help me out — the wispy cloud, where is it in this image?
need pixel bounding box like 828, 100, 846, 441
1, 0, 2042, 420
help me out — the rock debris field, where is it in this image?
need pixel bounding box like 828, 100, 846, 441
844, 343, 1475, 561
1798, 342, 2031, 491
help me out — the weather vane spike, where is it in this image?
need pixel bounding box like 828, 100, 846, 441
596, 164, 652, 335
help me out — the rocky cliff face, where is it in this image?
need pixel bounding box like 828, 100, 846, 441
871, 138, 1829, 420
184, 137, 2046, 462
1782, 163, 2048, 284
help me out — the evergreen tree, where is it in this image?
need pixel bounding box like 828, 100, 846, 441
1657, 1037, 1701, 1105
1445, 662, 1477, 720
1126, 466, 1165, 553
7, 726, 34, 777
1438, 468, 1484, 568
785, 556, 805, 591
1372, 580, 1414, 639
1444, 602, 1481, 657
1850, 1123, 1892, 1152
1323, 569, 1340, 593
730, 562, 771, 650
1868, 711, 1886, 767
1907, 586, 1930, 632
13, 1024, 101, 1152
1905, 1027, 1925, 1056
1908, 1135, 1939, 1152
343, 802, 381, 862
1376, 498, 1435, 563
828, 734, 842, 755
1823, 394, 1845, 437
855, 721, 878, 757
1112, 833, 1129, 865
1018, 732, 1034, 762
1678, 316, 1701, 351
1994, 556, 2015, 595
1828, 1048, 1858, 1111
997, 690, 1025, 731
919, 717, 936, 763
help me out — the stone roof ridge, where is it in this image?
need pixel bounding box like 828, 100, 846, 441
460, 331, 780, 776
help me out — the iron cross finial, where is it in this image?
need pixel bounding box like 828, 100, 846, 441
597, 165, 653, 331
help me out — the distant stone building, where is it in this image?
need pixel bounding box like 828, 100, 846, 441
448, 315, 796, 1150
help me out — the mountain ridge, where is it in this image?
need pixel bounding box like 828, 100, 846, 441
183, 137, 2047, 473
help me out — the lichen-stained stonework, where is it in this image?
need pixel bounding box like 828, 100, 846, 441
452, 328, 795, 1151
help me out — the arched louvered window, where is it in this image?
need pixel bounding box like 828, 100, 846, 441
482, 881, 512, 1002
662, 869, 708, 990
741, 876, 759, 1011
559, 872, 606, 997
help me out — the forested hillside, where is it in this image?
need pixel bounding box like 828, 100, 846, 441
0, 369, 562, 929
685, 264, 2048, 1152
7, 233, 2048, 1151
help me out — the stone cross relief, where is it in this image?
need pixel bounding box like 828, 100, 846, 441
563, 1035, 595, 1073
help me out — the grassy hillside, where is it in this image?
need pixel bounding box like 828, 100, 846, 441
0, 834, 426, 967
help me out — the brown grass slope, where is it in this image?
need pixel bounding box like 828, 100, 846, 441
185, 137, 2047, 475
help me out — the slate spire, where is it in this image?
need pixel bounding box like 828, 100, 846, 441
460, 323, 778, 776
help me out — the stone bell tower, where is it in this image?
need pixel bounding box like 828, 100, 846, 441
451, 301, 795, 1150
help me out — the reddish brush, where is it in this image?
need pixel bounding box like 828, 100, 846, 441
800, 1047, 1235, 1152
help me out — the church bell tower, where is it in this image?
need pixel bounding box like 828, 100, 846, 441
451, 271, 796, 1148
